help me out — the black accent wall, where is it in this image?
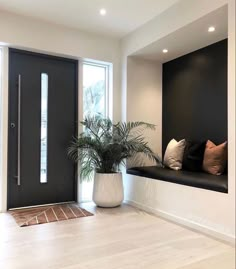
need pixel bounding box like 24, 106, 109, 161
162, 39, 228, 156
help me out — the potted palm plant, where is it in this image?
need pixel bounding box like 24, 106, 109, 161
68, 115, 161, 207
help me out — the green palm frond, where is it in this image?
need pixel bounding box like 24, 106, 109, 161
68, 115, 162, 181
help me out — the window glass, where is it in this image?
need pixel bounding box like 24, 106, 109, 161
83, 63, 106, 117
81, 63, 109, 201
40, 73, 48, 183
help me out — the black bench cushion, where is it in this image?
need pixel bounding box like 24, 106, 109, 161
126, 166, 228, 193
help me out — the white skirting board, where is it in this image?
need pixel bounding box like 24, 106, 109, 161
125, 199, 236, 246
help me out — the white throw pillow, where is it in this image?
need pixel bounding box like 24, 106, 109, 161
164, 139, 186, 170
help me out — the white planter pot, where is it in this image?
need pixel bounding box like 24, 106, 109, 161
92, 172, 124, 207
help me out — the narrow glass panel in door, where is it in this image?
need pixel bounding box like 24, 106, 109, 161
40, 73, 48, 183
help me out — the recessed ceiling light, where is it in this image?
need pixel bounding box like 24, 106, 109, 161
100, 8, 107, 16
163, 49, 168, 53
208, 26, 215, 32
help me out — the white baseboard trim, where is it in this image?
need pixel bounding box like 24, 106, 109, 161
125, 199, 236, 246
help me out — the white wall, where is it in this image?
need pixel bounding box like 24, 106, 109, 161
0, 10, 121, 121
122, 0, 229, 56
127, 57, 162, 164
0, 10, 121, 211
0, 47, 8, 213
122, 0, 235, 243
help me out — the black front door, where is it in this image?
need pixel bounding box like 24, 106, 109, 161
8, 49, 78, 209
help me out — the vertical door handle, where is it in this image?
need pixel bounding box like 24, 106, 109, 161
17, 74, 21, 186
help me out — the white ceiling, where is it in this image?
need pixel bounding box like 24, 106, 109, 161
0, 0, 179, 38
132, 5, 228, 63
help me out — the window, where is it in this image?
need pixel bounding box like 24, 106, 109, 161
83, 63, 109, 118
81, 62, 111, 201
40, 73, 48, 183
0, 48, 3, 208
0, 48, 2, 82
0, 49, 2, 98
0, 48, 2, 146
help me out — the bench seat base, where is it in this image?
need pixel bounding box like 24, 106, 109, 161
126, 166, 228, 193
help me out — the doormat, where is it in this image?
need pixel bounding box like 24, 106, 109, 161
9, 203, 93, 227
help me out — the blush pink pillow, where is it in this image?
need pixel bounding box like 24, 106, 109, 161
203, 140, 227, 175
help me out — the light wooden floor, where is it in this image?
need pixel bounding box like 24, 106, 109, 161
0, 203, 235, 269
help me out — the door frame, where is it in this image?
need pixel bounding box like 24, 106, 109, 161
7, 48, 79, 209
0, 46, 9, 212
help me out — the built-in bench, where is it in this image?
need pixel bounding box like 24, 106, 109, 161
126, 166, 228, 193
